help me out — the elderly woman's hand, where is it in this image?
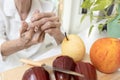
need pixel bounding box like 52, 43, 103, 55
41, 21, 64, 44
30, 11, 64, 44
20, 21, 34, 43
20, 11, 64, 48
20, 21, 45, 48
30, 10, 59, 32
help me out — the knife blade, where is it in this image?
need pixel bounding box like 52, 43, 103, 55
41, 64, 84, 77
20, 59, 84, 77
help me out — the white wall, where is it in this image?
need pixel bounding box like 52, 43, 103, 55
61, 0, 72, 33
69, 0, 84, 33
62, 0, 92, 34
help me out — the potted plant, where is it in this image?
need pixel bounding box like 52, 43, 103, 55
81, 0, 120, 38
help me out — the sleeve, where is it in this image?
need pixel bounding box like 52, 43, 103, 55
0, 9, 7, 62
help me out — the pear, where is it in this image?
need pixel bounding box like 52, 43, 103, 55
61, 34, 86, 62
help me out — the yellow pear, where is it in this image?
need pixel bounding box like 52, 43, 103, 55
61, 34, 86, 62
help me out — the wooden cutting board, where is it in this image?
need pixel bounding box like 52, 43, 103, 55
0, 54, 120, 80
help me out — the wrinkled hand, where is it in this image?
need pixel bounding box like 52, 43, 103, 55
42, 21, 64, 44
20, 21, 34, 43
29, 10, 59, 32
20, 10, 64, 48
20, 21, 45, 48
30, 10, 64, 44
19, 10, 57, 48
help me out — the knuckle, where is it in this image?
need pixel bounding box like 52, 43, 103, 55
46, 22, 52, 26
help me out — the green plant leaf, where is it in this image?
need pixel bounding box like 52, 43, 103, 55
98, 24, 104, 33
81, 0, 95, 9
90, 12, 93, 23
91, 0, 113, 11
88, 25, 94, 36
80, 14, 87, 23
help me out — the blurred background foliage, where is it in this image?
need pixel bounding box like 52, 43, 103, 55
81, 0, 120, 38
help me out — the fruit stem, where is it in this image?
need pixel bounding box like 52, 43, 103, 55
65, 32, 69, 41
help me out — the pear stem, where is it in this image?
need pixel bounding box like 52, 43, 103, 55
65, 32, 69, 41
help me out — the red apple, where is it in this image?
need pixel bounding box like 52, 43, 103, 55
22, 67, 50, 80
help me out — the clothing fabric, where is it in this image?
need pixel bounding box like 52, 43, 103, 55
0, 0, 58, 72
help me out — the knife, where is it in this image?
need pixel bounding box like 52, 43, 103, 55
41, 64, 84, 77
20, 59, 84, 77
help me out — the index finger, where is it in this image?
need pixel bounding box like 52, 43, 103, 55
31, 12, 55, 22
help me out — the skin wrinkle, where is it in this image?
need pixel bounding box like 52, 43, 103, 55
29, 16, 59, 31
31, 13, 56, 22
